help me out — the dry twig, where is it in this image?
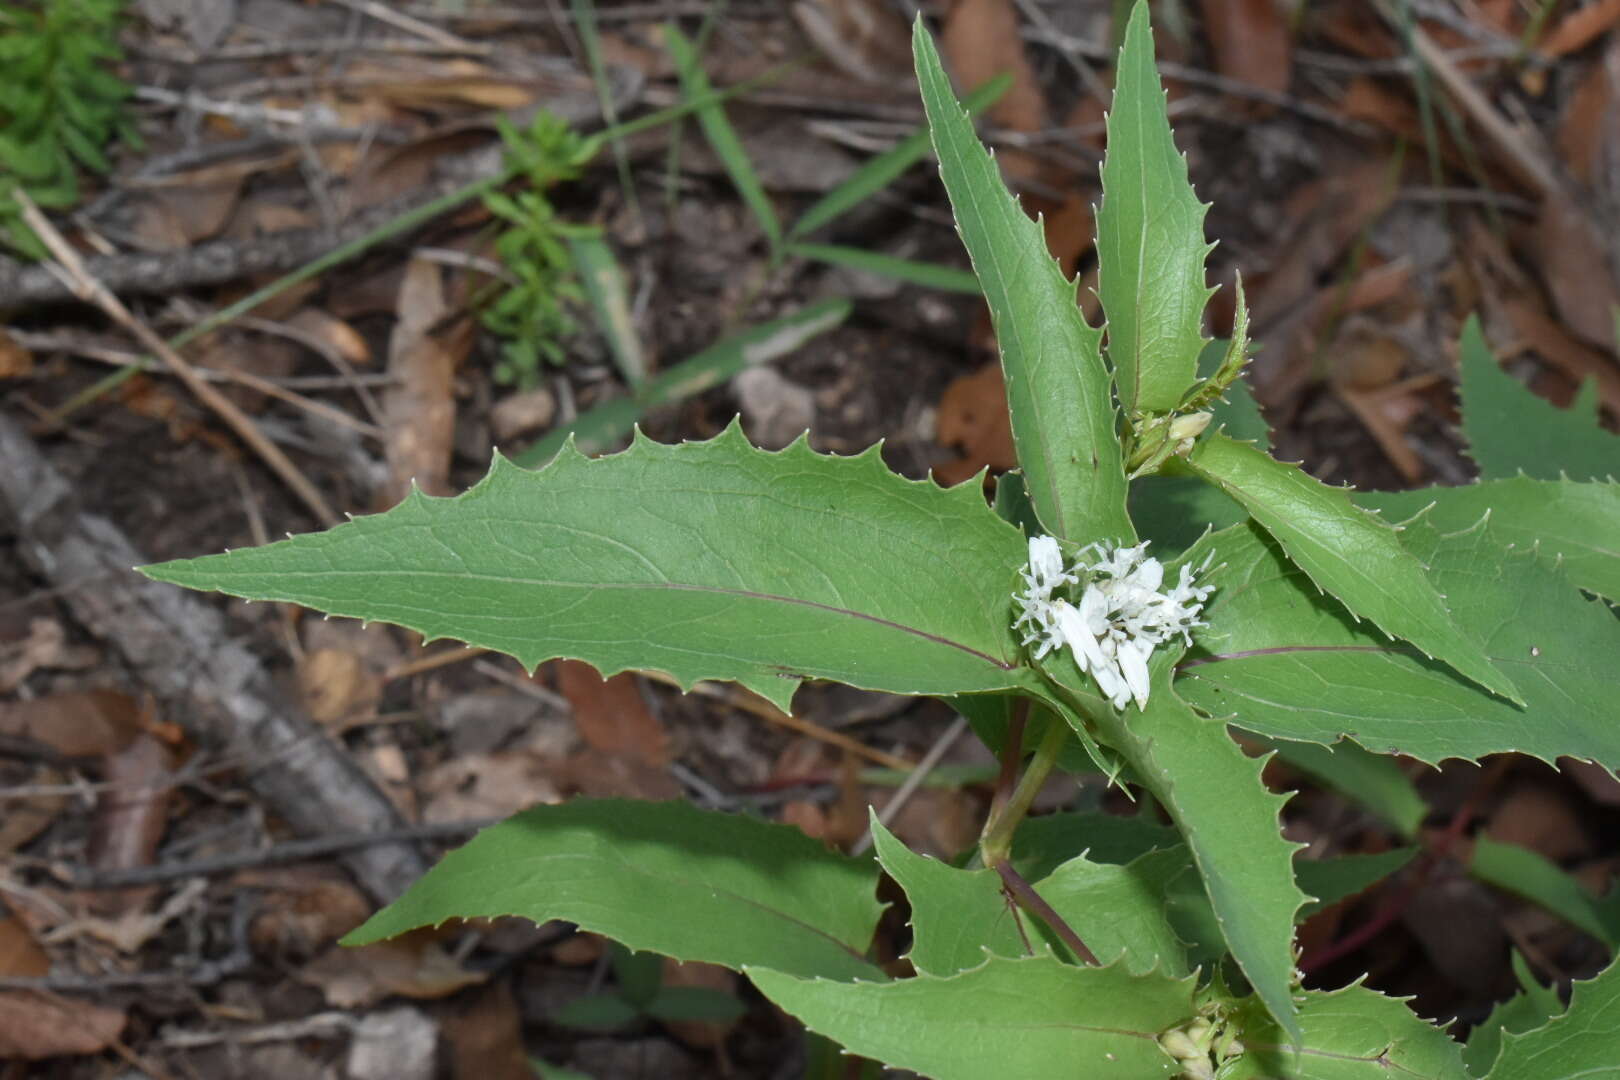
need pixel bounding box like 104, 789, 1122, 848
15, 191, 341, 526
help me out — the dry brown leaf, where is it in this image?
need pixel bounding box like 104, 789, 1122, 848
1199, 0, 1293, 99
934, 362, 1017, 485
793, 0, 914, 85
383, 257, 462, 505
0, 917, 49, 978
1533, 197, 1620, 349
0, 688, 142, 758
240, 866, 372, 959
1334, 376, 1433, 484
129, 179, 245, 250
1562, 758, 1620, 806
1034, 192, 1097, 278
284, 308, 373, 368
345, 58, 539, 110
0, 767, 65, 856
1, 617, 95, 693
551, 747, 681, 800
438, 982, 533, 1080
0, 328, 34, 378
301, 931, 486, 1009
1500, 296, 1620, 414
658, 958, 740, 1050
1486, 784, 1591, 862
554, 659, 670, 768
0, 991, 126, 1059
943, 0, 1048, 181
1556, 58, 1613, 183
300, 647, 383, 730
1539, 0, 1620, 57
86, 730, 176, 917
490, 387, 558, 441
419, 750, 562, 823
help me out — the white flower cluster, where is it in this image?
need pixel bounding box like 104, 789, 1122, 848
1012, 535, 1212, 711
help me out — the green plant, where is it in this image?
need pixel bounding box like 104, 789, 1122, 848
479, 112, 596, 388
140, 4, 1620, 1076
551, 941, 745, 1033
0, 0, 135, 258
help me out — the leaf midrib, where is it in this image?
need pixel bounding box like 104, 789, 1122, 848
194, 568, 1020, 671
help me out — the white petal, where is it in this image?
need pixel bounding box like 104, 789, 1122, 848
1059, 597, 1109, 673
1117, 640, 1152, 708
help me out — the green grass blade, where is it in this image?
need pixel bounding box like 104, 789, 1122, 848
787, 242, 979, 293
1471, 836, 1613, 945
567, 230, 647, 387
514, 298, 849, 465
787, 74, 1010, 240
666, 25, 781, 253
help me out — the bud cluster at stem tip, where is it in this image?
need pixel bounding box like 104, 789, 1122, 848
1012, 535, 1212, 710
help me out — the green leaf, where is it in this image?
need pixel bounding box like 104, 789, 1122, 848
1185, 432, 1522, 705
145, 423, 1037, 712
1231, 983, 1468, 1079
787, 74, 1009, 240
1130, 354, 1267, 554
1463, 952, 1564, 1075
514, 299, 849, 464
643, 986, 747, 1023
1458, 314, 1619, 483
666, 25, 781, 252
1296, 848, 1419, 919
1061, 661, 1306, 1044
1035, 847, 1194, 976
869, 816, 1028, 975
750, 955, 1196, 1079
913, 20, 1132, 545
554, 993, 640, 1031
342, 799, 885, 981
533, 1058, 593, 1080
1014, 809, 1181, 881
1096, 0, 1212, 415
1485, 955, 1620, 1079
1470, 835, 1613, 945
1178, 516, 1620, 767
567, 231, 647, 387
1260, 737, 1426, 838
1358, 476, 1620, 604
786, 242, 980, 293
610, 942, 664, 1007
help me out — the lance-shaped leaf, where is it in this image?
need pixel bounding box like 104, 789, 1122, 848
1096, 0, 1212, 415
1457, 314, 1619, 483
750, 955, 1196, 1079
913, 21, 1131, 545
1486, 955, 1620, 1079
872, 816, 1191, 977
870, 817, 1032, 975
1047, 656, 1306, 1045
1358, 475, 1620, 604
1185, 432, 1521, 704
1464, 952, 1564, 1075
1234, 983, 1468, 1079
142, 425, 1036, 712
1177, 518, 1620, 766
344, 799, 885, 982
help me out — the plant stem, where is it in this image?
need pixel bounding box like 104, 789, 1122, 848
993, 860, 1099, 966
979, 707, 1068, 866
975, 704, 1099, 965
